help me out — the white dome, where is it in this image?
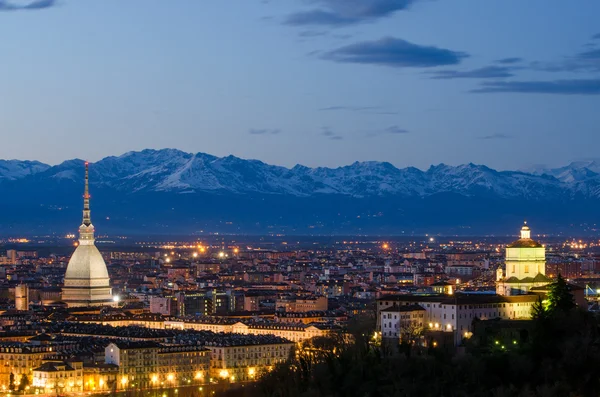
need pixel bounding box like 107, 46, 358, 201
64, 244, 110, 281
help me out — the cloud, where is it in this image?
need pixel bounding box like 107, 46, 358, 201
531, 48, 600, 73
366, 125, 410, 137
0, 0, 56, 11
592, 33, 600, 40
496, 57, 523, 64
385, 126, 409, 134
320, 106, 379, 111
471, 79, 600, 95
321, 127, 343, 140
479, 133, 512, 140
429, 66, 516, 79
285, 0, 417, 26
318, 105, 398, 115
322, 37, 468, 68
249, 128, 282, 135
298, 30, 328, 38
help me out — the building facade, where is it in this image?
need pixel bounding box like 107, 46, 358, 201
496, 222, 551, 296
62, 162, 115, 307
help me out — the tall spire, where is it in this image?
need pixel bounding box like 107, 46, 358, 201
83, 161, 91, 226
79, 162, 95, 243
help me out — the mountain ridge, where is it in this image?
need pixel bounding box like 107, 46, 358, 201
1, 149, 599, 235
1, 149, 598, 200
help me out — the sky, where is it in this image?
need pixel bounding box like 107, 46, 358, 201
0, 0, 599, 171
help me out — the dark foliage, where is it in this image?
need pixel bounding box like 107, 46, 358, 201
224, 302, 600, 397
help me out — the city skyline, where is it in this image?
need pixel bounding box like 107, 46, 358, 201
1, 0, 600, 170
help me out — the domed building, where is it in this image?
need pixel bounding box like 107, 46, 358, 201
496, 222, 551, 296
62, 163, 115, 307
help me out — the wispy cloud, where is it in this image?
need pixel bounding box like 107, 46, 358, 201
479, 133, 512, 140
366, 125, 410, 137
248, 128, 282, 135
531, 48, 600, 73
495, 57, 523, 64
320, 106, 379, 111
471, 79, 600, 95
298, 30, 328, 38
285, 0, 418, 27
592, 33, 600, 40
321, 127, 343, 140
385, 126, 409, 134
429, 66, 516, 79
0, 0, 56, 11
322, 37, 468, 68
318, 105, 397, 115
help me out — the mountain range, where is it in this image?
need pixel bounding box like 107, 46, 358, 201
1, 149, 599, 236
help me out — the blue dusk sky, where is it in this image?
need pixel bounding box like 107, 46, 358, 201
0, 0, 599, 171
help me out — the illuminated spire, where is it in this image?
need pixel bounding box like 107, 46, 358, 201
83, 161, 91, 226
79, 162, 94, 243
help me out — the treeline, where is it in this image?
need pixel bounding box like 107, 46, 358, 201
222, 276, 600, 397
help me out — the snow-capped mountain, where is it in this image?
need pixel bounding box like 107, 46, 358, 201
525, 161, 600, 183
0, 159, 49, 181
3, 149, 598, 200
2, 149, 600, 236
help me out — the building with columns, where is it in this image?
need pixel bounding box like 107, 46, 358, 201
496, 222, 551, 296
62, 162, 115, 307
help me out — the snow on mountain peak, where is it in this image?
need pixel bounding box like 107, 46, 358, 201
2, 150, 600, 199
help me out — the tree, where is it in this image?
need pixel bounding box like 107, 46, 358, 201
530, 296, 547, 321
547, 274, 575, 315
18, 374, 29, 392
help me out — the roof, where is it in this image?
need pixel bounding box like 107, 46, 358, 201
381, 304, 426, 313
34, 361, 76, 372
431, 281, 453, 287
64, 244, 110, 281
378, 293, 539, 305
507, 238, 543, 248
502, 273, 550, 283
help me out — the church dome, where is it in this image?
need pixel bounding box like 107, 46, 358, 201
65, 243, 110, 280
507, 221, 542, 248
62, 162, 114, 307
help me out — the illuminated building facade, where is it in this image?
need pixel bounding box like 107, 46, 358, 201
377, 294, 539, 345
380, 305, 426, 341
32, 360, 83, 394
0, 345, 56, 390
496, 222, 551, 296
104, 342, 210, 391
205, 341, 293, 382
62, 162, 115, 307
15, 284, 28, 311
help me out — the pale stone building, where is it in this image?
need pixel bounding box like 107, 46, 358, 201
496, 222, 551, 296
62, 162, 115, 307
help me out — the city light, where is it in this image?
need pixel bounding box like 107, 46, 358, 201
219, 370, 229, 379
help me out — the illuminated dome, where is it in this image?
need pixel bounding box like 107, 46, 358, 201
62, 162, 114, 307
507, 221, 542, 248
65, 244, 110, 281
497, 221, 548, 296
